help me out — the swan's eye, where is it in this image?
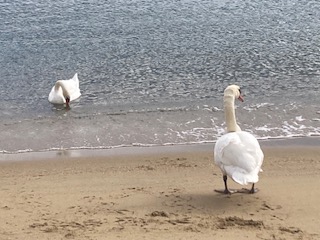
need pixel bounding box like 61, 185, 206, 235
238, 89, 241, 94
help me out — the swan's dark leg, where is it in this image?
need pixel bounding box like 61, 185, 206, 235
248, 183, 259, 194
249, 183, 255, 194
215, 175, 233, 194
223, 175, 231, 194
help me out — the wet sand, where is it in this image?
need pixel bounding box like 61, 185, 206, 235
0, 139, 320, 240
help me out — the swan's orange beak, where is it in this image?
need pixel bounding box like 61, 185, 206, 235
238, 95, 244, 102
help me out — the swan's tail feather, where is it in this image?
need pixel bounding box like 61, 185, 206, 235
72, 73, 79, 88
72, 73, 78, 80
231, 171, 259, 185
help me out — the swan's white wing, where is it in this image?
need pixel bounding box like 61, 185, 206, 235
214, 131, 264, 185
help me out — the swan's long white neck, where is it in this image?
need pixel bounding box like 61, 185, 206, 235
54, 81, 70, 98
224, 90, 241, 132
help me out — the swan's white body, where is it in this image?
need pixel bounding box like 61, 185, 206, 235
214, 131, 263, 185
48, 73, 81, 104
214, 85, 263, 193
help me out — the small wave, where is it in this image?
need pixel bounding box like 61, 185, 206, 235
2, 133, 320, 156
243, 102, 274, 112
295, 116, 305, 122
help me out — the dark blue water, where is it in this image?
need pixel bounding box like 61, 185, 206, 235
0, 0, 320, 152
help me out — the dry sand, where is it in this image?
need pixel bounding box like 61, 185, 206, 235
0, 140, 320, 240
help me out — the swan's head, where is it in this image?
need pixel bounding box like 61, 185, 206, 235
65, 96, 70, 107
224, 85, 244, 102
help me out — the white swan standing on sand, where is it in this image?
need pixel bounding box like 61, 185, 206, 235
214, 85, 264, 194
48, 73, 81, 107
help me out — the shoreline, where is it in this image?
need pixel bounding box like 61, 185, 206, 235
0, 136, 320, 162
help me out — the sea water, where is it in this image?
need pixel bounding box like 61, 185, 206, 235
0, 0, 320, 153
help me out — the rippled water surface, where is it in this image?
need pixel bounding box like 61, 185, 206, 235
0, 0, 320, 152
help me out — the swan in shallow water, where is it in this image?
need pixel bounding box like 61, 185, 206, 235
48, 73, 81, 107
214, 85, 264, 194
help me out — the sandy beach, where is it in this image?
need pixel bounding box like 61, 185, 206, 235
1, 139, 320, 240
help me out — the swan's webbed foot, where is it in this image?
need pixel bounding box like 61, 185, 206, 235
215, 181, 259, 195
236, 188, 259, 194
237, 184, 259, 194
214, 188, 237, 194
